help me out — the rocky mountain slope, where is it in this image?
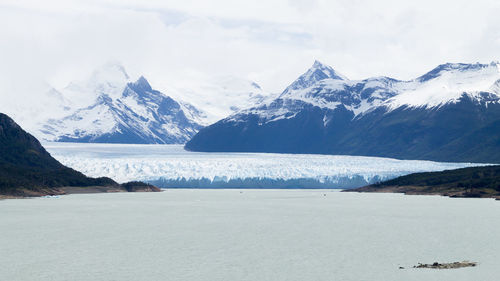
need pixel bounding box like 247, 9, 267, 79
186, 61, 500, 163
41, 76, 203, 144
2, 62, 270, 144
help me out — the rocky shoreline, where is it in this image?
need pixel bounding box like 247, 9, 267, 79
348, 184, 500, 200
0, 182, 161, 199
346, 165, 500, 199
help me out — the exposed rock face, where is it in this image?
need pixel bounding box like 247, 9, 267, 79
186, 61, 500, 163
42, 76, 203, 144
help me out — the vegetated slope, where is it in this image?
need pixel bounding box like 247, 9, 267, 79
350, 165, 500, 198
0, 113, 159, 196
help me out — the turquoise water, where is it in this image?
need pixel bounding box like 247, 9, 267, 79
0, 190, 498, 281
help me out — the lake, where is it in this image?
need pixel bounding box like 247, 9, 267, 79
0, 189, 498, 281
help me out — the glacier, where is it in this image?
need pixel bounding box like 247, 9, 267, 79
44, 143, 485, 189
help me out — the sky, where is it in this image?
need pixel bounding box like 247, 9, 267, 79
1, 0, 500, 96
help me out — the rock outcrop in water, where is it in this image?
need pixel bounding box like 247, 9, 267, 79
414, 261, 477, 269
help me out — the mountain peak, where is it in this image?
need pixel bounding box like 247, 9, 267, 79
63, 61, 131, 104
312, 60, 328, 68
417, 62, 496, 82
130, 76, 153, 92
309, 60, 345, 78
283, 60, 347, 93
91, 61, 130, 82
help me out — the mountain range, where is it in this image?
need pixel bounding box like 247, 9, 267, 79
37, 63, 205, 144
186, 60, 500, 163
41, 76, 204, 144
0, 62, 269, 144
2, 59, 499, 163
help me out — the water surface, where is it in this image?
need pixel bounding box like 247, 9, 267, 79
0, 190, 498, 281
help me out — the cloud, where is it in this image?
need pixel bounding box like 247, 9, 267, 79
0, 0, 499, 101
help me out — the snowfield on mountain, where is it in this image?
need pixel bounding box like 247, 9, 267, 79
186, 61, 500, 163
0, 62, 270, 144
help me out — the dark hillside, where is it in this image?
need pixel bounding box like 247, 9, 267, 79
0, 113, 159, 196
350, 165, 500, 198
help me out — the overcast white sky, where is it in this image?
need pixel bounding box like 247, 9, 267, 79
1, 0, 500, 95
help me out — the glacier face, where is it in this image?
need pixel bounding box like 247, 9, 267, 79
44, 143, 484, 189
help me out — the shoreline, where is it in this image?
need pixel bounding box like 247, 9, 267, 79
0, 184, 162, 200
346, 165, 500, 199
4, 185, 498, 201
346, 185, 500, 200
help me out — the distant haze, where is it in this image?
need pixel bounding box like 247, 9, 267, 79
1, 0, 500, 97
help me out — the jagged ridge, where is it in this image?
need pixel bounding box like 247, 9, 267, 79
186, 61, 500, 163
41, 74, 203, 144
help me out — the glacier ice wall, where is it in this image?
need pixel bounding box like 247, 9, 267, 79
44, 143, 485, 189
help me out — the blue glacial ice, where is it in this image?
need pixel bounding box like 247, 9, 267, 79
44, 143, 486, 189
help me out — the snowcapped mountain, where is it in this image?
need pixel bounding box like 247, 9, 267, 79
31, 63, 204, 144
166, 74, 271, 125
3, 61, 272, 144
386, 62, 500, 109
186, 61, 500, 163
249, 61, 400, 123
0, 84, 73, 135
62, 62, 131, 107
283, 60, 348, 93
41, 75, 203, 144
1, 60, 275, 144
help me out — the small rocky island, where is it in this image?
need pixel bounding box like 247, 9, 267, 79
0, 113, 160, 198
413, 261, 477, 269
347, 165, 500, 199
